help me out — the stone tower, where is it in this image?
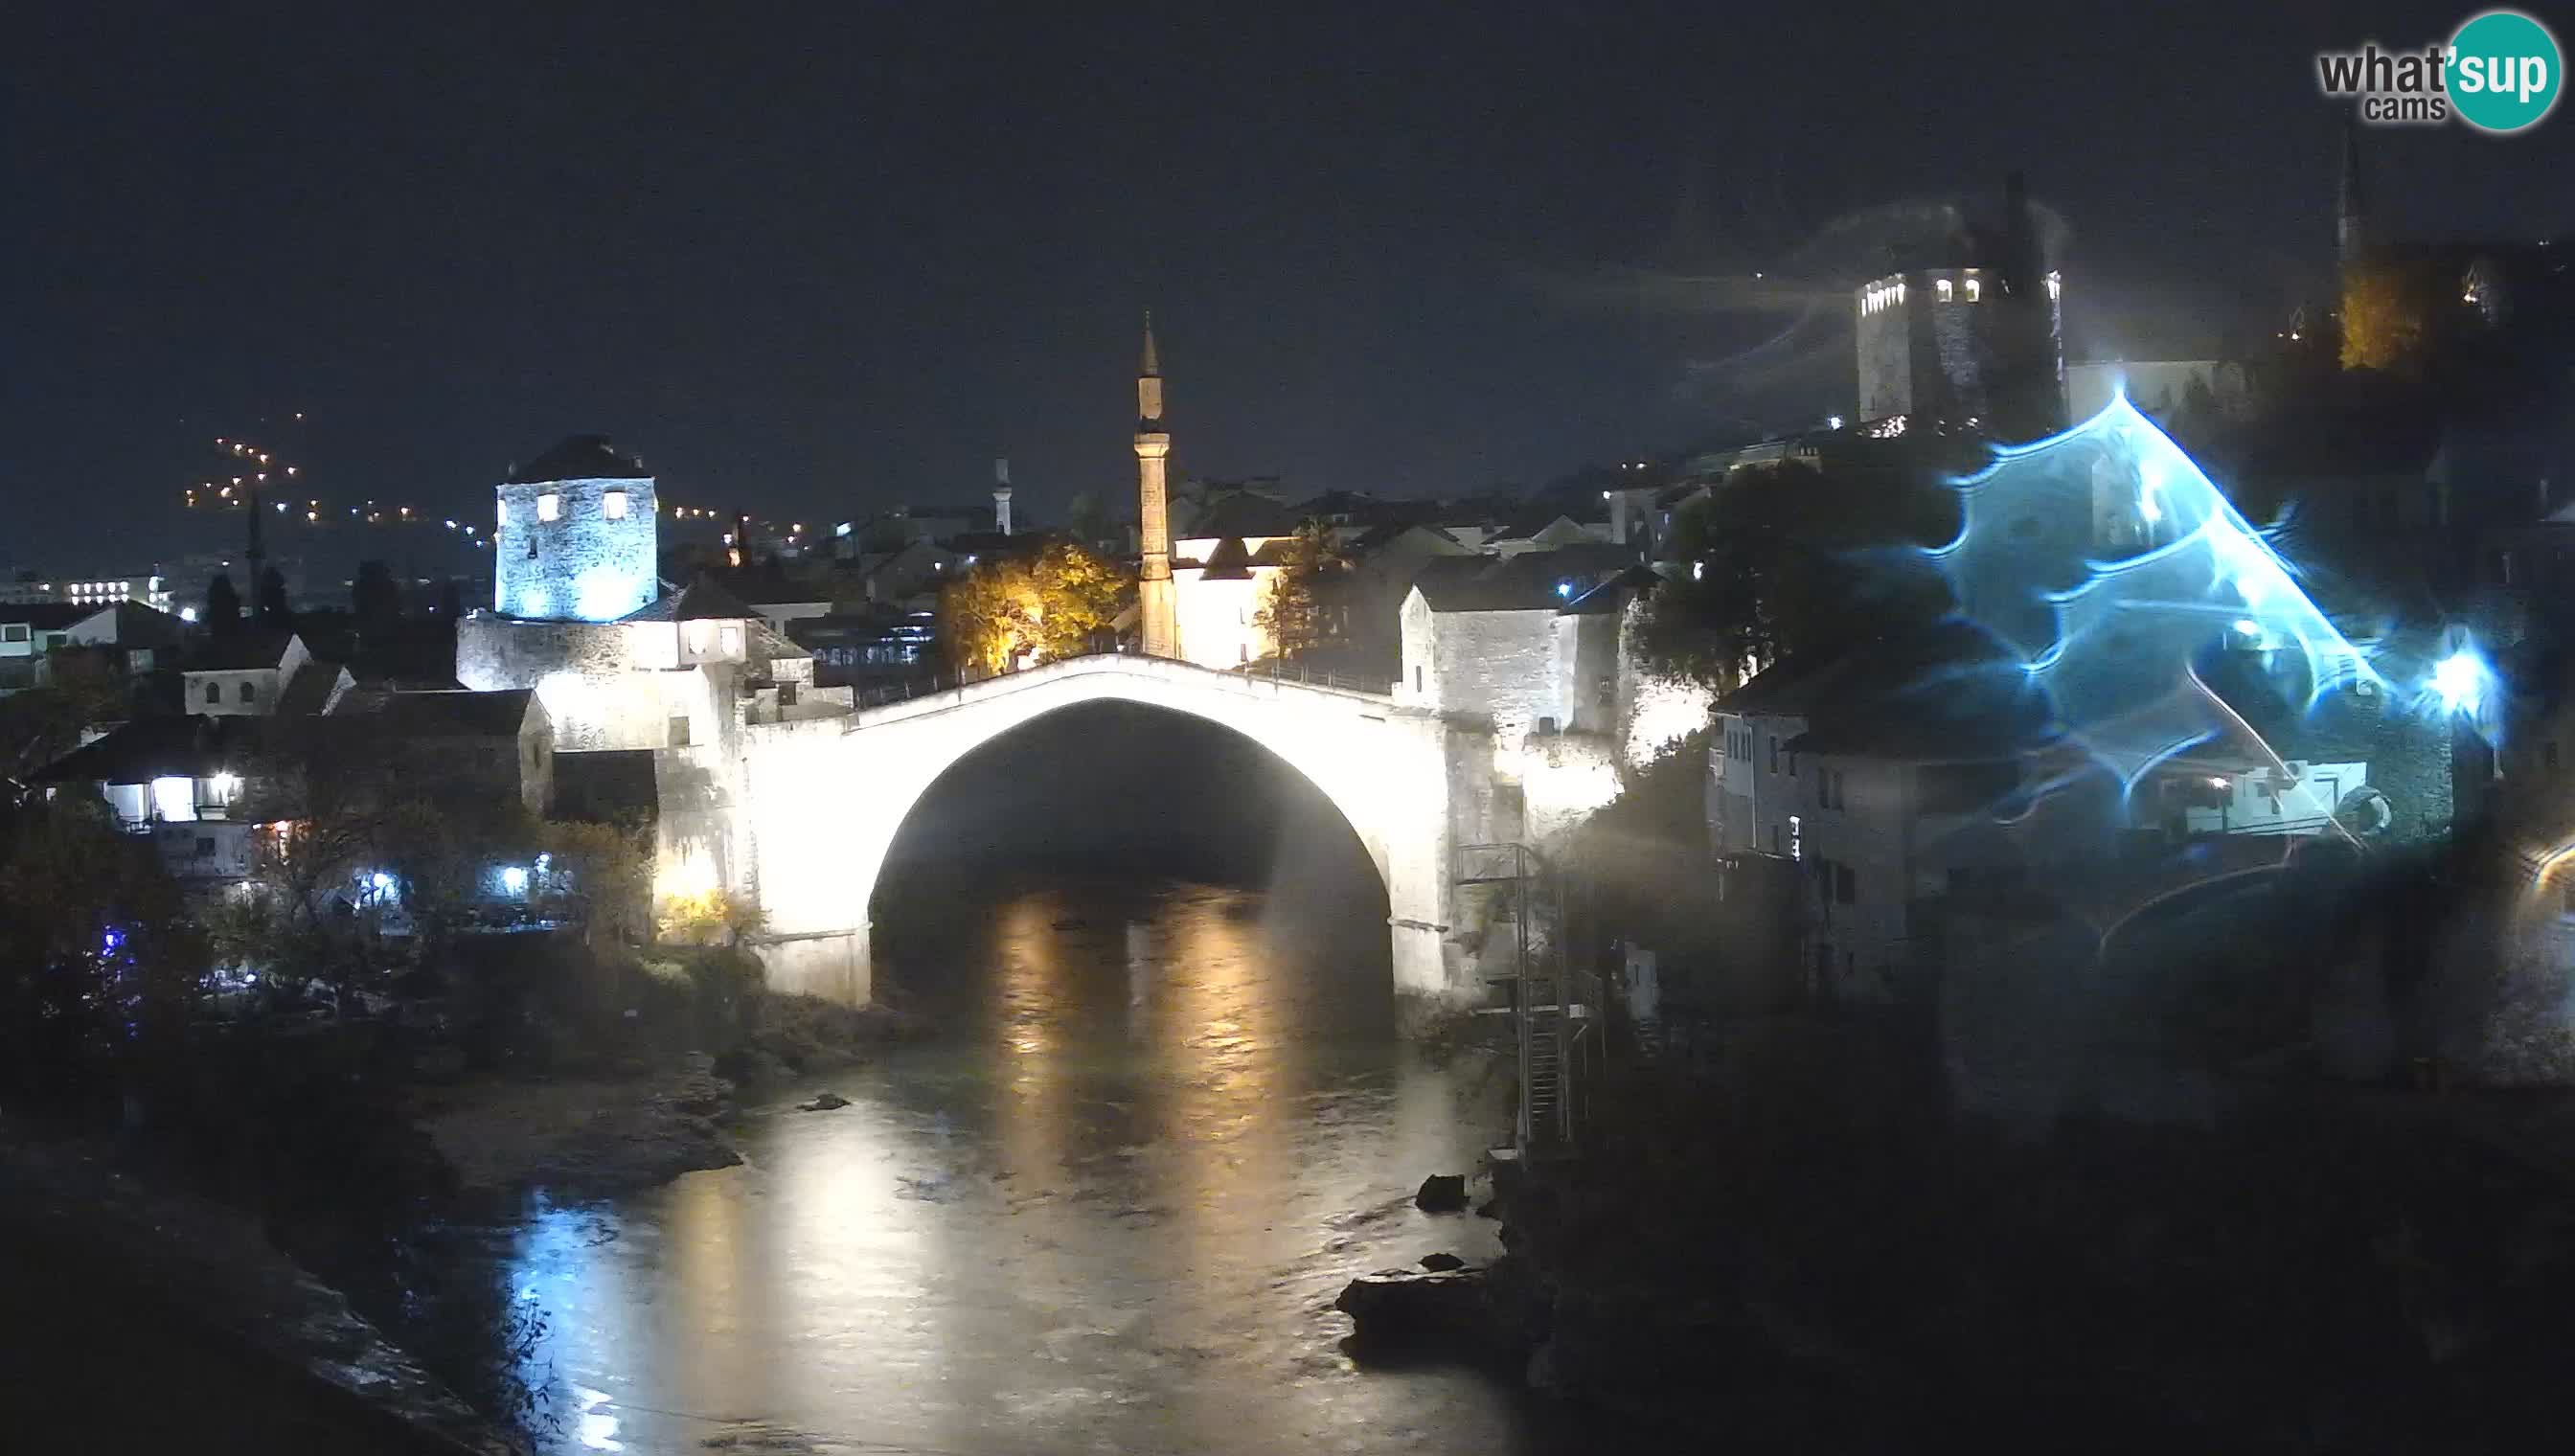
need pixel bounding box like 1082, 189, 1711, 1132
493, 434, 658, 622
992, 457, 1014, 536
1133, 311, 1179, 659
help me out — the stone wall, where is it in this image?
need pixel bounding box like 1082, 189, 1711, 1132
493, 474, 658, 622
456, 615, 680, 751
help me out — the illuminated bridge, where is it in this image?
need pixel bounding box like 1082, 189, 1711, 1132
707, 652, 1528, 1014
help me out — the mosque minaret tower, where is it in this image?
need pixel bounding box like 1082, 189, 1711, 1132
1133, 310, 1179, 659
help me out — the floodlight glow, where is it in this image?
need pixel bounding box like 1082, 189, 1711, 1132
1932, 396, 2380, 792
500, 865, 530, 895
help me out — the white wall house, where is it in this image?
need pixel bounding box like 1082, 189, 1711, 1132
1710, 628, 2046, 1004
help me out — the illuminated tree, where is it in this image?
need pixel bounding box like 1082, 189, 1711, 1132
1024, 540, 1129, 660
1253, 519, 1340, 661
2339, 263, 2427, 372
939, 540, 1131, 672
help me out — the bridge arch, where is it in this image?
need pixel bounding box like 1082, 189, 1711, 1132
726, 655, 1468, 1011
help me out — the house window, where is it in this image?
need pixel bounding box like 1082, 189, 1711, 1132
604, 489, 628, 520
1788, 814, 1802, 860
1964, 277, 1982, 302
1, 624, 26, 643
719, 624, 742, 656
239, 680, 257, 704
205, 680, 223, 705
1936, 278, 1954, 302
537, 492, 561, 522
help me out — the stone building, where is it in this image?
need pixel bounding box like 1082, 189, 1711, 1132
1855, 172, 2066, 444
492, 435, 659, 623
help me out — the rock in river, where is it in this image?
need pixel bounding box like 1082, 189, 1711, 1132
1334, 1266, 1493, 1348
1420, 1252, 1467, 1272
1415, 1173, 1468, 1212
799, 1091, 851, 1112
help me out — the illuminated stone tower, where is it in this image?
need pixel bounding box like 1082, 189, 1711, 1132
493, 434, 658, 622
1134, 311, 1179, 659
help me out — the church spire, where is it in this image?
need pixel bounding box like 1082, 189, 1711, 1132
2336, 122, 2369, 265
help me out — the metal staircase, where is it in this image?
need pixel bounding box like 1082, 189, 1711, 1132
1456, 841, 1600, 1158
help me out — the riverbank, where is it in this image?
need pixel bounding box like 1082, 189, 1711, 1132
1480, 1015, 2575, 1450
0, 1124, 527, 1456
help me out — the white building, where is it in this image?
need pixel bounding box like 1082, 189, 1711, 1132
0, 573, 174, 612
180, 631, 353, 717
1709, 627, 2046, 1003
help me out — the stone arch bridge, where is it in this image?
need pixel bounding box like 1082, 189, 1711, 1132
675, 653, 1614, 1015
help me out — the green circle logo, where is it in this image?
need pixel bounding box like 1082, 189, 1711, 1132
2447, 10, 2562, 132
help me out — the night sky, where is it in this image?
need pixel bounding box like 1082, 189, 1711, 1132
11, 1, 2572, 576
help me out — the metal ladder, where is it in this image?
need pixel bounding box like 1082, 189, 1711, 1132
1457, 841, 1597, 1157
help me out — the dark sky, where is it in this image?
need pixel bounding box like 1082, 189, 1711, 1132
10, 1, 2571, 576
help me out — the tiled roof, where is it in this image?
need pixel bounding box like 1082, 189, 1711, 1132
506, 434, 649, 484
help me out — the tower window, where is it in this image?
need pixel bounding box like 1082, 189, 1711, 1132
1964, 277, 1982, 303
1937, 279, 1954, 303
537, 492, 561, 522
604, 489, 628, 520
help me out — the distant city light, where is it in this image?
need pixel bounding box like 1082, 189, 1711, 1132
1556, 580, 1574, 599
1828, 415, 1845, 429
178, 606, 197, 623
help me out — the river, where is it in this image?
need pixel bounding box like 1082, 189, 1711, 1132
482, 873, 1594, 1455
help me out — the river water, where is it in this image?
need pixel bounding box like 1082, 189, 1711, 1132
490, 875, 1593, 1455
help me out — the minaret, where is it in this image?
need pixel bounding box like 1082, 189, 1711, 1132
992, 457, 1014, 536
2336, 123, 2369, 267
1133, 310, 1179, 659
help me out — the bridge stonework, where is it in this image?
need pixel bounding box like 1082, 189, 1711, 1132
700, 655, 1515, 1019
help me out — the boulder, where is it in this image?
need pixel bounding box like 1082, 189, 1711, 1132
1420, 1252, 1467, 1272
663, 1072, 735, 1118
798, 1091, 851, 1112
1415, 1173, 1469, 1213
1333, 1266, 1493, 1348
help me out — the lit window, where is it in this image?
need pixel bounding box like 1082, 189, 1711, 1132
2046, 272, 2062, 301
151, 776, 198, 824
604, 489, 628, 520
1964, 277, 1982, 303
1894, 280, 1905, 304
719, 624, 741, 656
537, 492, 561, 522
1937, 279, 1954, 303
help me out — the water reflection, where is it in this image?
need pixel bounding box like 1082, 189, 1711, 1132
500, 877, 1590, 1455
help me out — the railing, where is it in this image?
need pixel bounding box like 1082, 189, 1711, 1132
842, 647, 1393, 710
1225, 658, 1392, 695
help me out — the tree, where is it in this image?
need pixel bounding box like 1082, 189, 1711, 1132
1024, 539, 1129, 660
939, 540, 1131, 672
205, 572, 242, 636
2340, 262, 2428, 373
256, 565, 291, 625
1632, 461, 1956, 690
352, 559, 400, 630
435, 576, 466, 620
538, 818, 653, 948
1253, 518, 1340, 661
0, 797, 199, 1101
